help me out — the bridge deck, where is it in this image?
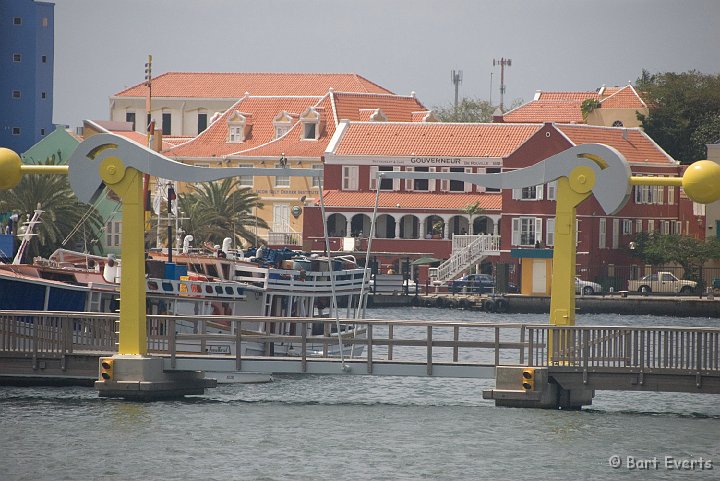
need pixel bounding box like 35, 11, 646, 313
1, 311, 719, 394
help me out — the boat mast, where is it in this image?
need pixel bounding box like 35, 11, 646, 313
12, 208, 42, 265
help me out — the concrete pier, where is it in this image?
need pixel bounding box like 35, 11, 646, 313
95, 356, 216, 400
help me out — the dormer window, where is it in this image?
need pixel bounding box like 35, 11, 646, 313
227, 111, 252, 143
299, 107, 323, 141
273, 111, 294, 139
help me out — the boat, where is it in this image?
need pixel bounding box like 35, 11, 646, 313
0, 240, 369, 359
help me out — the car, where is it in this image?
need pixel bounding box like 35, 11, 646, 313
575, 277, 602, 295
448, 274, 512, 294
627, 272, 697, 294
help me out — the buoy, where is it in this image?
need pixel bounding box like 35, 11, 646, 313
483, 299, 496, 312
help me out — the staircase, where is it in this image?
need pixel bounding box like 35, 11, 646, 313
430, 235, 501, 282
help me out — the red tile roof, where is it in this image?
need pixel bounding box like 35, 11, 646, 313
555, 124, 675, 165
502, 100, 585, 123
321, 191, 502, 210
114, 72, 393, 98
333, 92, 426, 122
164, 96, 322, 158
506, 85, 646, 123
599, 85, 647, 109
167, 91, 428, 160
330, 122, 542, 157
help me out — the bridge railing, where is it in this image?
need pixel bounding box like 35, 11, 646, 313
528, 325, 720, 373
2, 311, 719, 376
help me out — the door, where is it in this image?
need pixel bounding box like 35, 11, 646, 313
273, 203, 290, 232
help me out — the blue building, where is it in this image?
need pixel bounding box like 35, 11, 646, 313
0, 0, 54, 154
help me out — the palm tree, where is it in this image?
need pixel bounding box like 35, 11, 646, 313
0, 160, 103, 260
177, 178, 268, 248
462, 201, 486, 235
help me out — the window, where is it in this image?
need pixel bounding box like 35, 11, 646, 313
42, 17, 48, 27
693, 202, 706, 216
486, 168, 501, 192
668, 185, 675, 205
40, 128, 45, 135
661, 221, 670, 235
449, 167, 467, 192
13, 17, 22, 25
622, 219, 632, 235
41, 55, 47, 63
299, 107, 321, 140
147, 113, 151, 131
636, 219, 642, 234
41, 92, 46, 99
647, 219, 655, 233
273, 111, 293, 139
106, 221, 122, 247
12, 53, 21, 62
125, 112, 136, 130
612, 120, 624, 127
275, 163, 290, 188
11, 127, 20, 135
342, 166, 359, 191
547, 181, 557, 201
599, 218, 607, 249
512, 185, 544, 200
412, 167, 429, 191
511, 217, 542, 246
197, 113, 207, 134
12, 90, 21, 99
161, 113, 171, 135
674, 221, 682, 235
227, 111, 249, 142
546, 218, 555, 246
311, 164, 323, 188
612, 218, 620, 249
237, 164, 253, 188
370, 166, 399, 191
275, 125, 290, 139
303, 123, 316, 140
229, 126, 243, 142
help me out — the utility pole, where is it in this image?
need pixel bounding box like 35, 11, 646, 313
492, 57, 512, 112
450, 69, 463, 111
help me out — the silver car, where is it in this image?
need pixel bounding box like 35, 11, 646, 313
575, 277, 602, 295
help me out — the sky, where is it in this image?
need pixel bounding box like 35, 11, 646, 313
52, 0, 720, 128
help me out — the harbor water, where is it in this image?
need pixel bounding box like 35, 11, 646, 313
2, 308, 719, 480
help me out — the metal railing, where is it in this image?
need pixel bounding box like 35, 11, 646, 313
528, 325, 720, 373
432, 234, 501, 282
2, 311, 719, 377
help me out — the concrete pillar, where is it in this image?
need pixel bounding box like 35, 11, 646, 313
395, 216, 401, 239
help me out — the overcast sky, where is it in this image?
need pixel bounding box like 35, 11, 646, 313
53, 0, 720, 128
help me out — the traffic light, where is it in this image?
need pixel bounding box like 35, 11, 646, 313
521, 368, 535, 390
100, 357, 114, 381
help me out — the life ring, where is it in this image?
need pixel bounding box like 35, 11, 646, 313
483, 299, 496, 312
495, 298, 509, 313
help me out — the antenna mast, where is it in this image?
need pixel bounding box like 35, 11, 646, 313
492, 57, 512, 112
450, 69, 463, 111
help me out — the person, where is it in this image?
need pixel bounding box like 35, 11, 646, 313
387, 267, 395, 275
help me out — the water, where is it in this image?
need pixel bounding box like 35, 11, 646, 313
2, 308, 719, 480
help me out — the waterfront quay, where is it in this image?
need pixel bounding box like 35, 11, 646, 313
370, 292, 720, 317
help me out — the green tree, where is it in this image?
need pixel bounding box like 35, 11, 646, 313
462, 201, 485, 234
0, 160, 103, 259
177, 178, 268, 248
636, 69, 720, 164
628, 233, 720, 281
433, 97, 495, 122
